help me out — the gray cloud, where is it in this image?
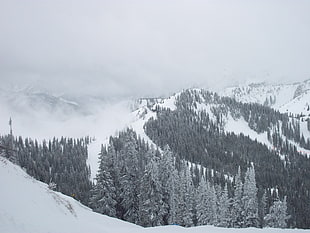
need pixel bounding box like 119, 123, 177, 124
1, 0, 310, 97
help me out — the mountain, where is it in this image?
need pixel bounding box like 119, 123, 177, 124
220, 80, 310, 116
0, 87, 81, 117
1, 83, 310, 229
0, 157, 307, 233
0, 86, 119, 118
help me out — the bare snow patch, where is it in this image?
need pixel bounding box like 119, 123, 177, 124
224, 114, 273, 149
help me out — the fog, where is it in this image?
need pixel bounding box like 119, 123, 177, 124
1, 0, 310, 98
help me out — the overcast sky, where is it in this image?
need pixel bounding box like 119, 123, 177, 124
0, 0, 310, 98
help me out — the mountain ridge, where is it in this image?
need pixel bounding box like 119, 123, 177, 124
220, 79, 310, 116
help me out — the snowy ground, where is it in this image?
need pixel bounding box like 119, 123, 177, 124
0, 157, 309, 233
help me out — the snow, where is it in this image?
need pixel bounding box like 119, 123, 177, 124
130, 106, 158, 147
300, 119, 310, 140
195, 102, 217, 122
153, 93, 179, 111
0, 157, 141, 233
221, 81, 310, 116
0, 157, 307, 233
279, 90, 310, 115
224, 114, 273, 149
192, 98, 275, 151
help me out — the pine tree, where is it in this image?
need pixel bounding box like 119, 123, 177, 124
119, 132, 140, 224
159, 145, 178, 225
265, 196, 290, 228
208, 182, 218, 225
242, 166, 259, 227
176, 162, 194, 227
89, 145, 116, 217
196, 176, 208, 225
139, 155, 162, 227
217, 183, 230, 227
258, 190, 267, 228
232, 166, 244, 227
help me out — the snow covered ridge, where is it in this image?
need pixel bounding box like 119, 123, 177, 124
220, 79, 310, 116
0, 157, 307, 233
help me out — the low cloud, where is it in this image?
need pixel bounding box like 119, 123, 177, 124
1, 0, 310, 97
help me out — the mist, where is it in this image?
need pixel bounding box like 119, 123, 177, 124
0, 0, 310, 97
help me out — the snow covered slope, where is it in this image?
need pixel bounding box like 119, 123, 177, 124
0, 157, 141, 233
221, 80, 310, 116
0, 157, 307, 233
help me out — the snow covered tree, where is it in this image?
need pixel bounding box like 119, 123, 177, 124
232, 166, 244, 227
196, 177, 218, 226
159, 145, 178, 225
208, 182, 218, 225
265, 196, 290, 228
258, 190, 267, 228
139, 155, 163, 227
176, 162, 194, 227
89, 145, 116, 217
242, 165, 259, 227
196, 176, 209, 225
119, 132, 141, 224
217, 183, 230, 227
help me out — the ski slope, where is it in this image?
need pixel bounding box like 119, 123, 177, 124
0, 157, 308, 233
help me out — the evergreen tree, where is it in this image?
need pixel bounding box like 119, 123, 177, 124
89, 146, 116, 217
217, 183, 230, 227
258, 190, 267, 228
208, 182, 218, 225
176, 162, 194, 227
139, 154, 162, 227
265, 196, 290, 228
196, 176, 209, 225
242, 166, 259, 227
159, 145, 178, 225
232, 167, 244, 227
119, 132, 140, 224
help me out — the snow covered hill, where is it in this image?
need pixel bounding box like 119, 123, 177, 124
0, 157, 141, 233
220, 80, 310, 116
0, 157, 307, 233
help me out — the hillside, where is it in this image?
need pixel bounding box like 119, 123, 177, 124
0, 157, 308, 233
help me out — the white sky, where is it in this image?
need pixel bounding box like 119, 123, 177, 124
0, 0, 310, 97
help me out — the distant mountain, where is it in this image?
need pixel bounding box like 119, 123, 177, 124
220, 80, 310, 116
0, 87, 81, 117
0, 86, 116, 118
